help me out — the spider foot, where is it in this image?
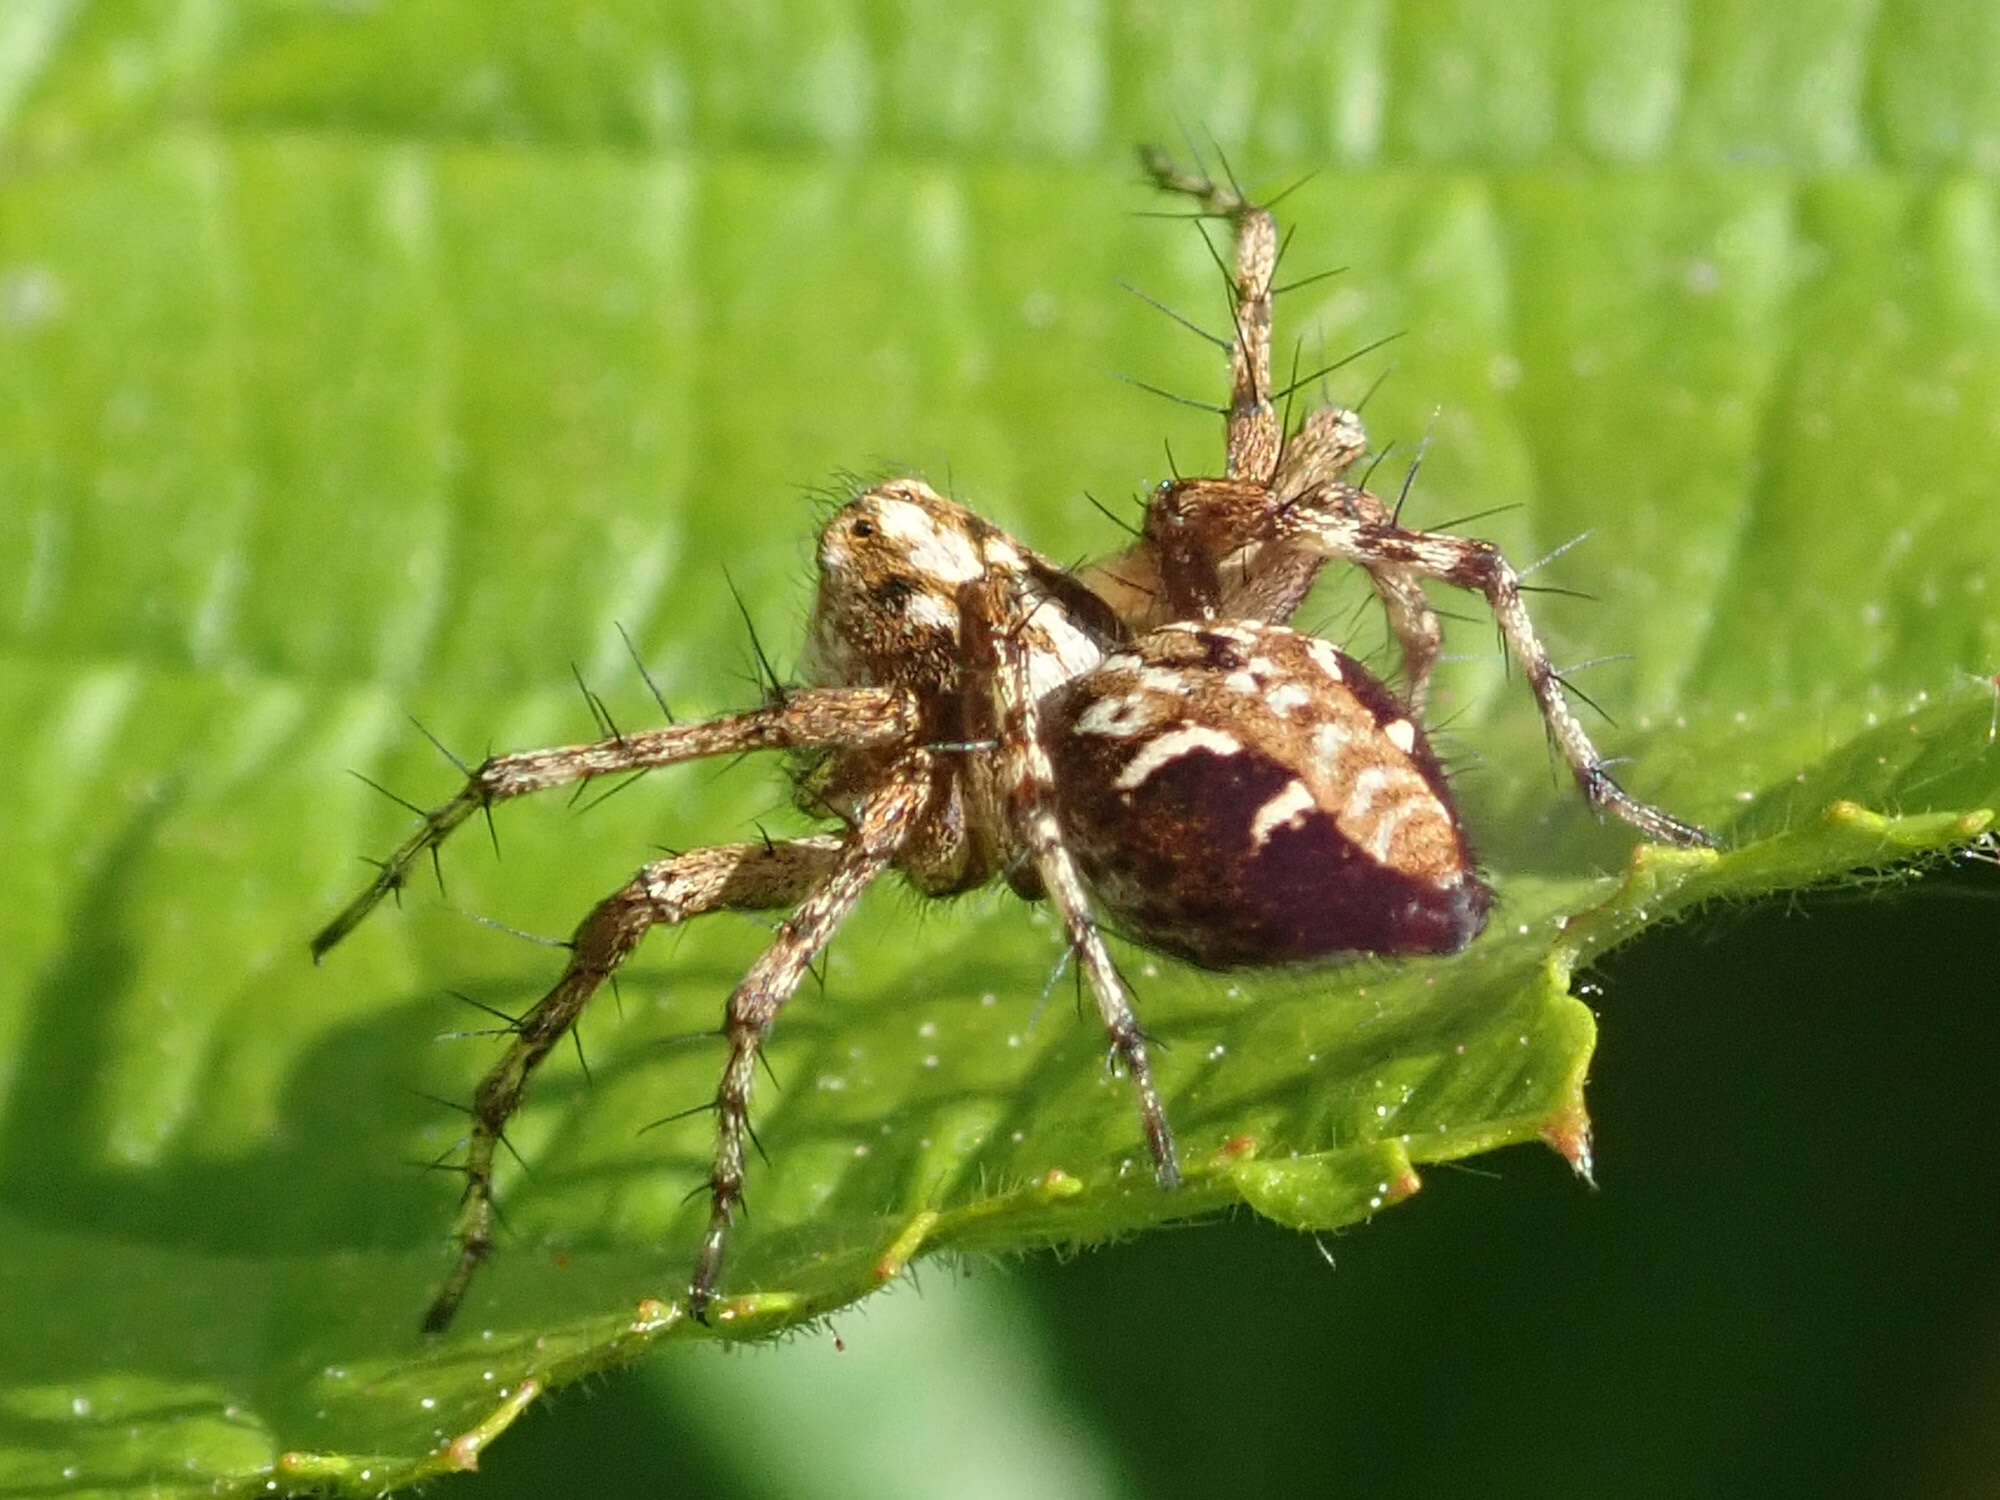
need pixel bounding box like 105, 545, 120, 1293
1584, 763, 1716, 849
421, 1187, 497, 1334
311, 783, 489, 961
688, 1203, 735, 1326
1138, 145, 1251, 218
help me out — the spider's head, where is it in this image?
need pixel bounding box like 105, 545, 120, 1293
804, 480, 983, 691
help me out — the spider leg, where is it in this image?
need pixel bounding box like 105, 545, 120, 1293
1139, 146, 1279, 484
1218, 403, 1379, 629
1095, 158, 1376, 636
1253, 446, 1444, 711
687, 759, 930, 1323
420, 833, 851, 1334
313, 687, 916, 962
1277, 489, 1714, 848
1355, 564, 1443, 717
969, 565, 1181, 1189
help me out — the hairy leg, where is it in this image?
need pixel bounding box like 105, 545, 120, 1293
1277, 488, 1712, 847
1139, 146, 1279, 483
422, 834, 849, 1333
968, 565, 1181, 1188
312, 687, 915, 961
688, 760, 932, 1321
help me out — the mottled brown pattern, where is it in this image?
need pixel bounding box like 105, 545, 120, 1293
1047, 621, 1487, 967
313, 149, 1706, 1335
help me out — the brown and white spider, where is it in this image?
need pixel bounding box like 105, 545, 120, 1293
312, 148, 1711, 1332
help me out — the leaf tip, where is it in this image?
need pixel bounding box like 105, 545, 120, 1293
1540, 1089, 1596, 1185
1383, 1163, 1423, 1206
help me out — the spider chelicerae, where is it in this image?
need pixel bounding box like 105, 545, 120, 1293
312, 147, 1713, 1332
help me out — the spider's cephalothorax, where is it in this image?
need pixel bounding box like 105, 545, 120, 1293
312, 150, 1711, 1333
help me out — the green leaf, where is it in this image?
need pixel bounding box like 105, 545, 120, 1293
3, 4, 1997, 1496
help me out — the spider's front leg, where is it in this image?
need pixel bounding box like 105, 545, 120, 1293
310, 687, 915, 962
422, 834, 849, 1333
688, 760, 931, 1322
966, 565, 1181, 1188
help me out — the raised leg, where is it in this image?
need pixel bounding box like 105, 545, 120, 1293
1105, 157, 1380, 637
421, 834, 849, 1333
1135, 153, 1698, 841
312, 686, 915, 962
688, 761, 933, 1321
1139, 146, 1280, 483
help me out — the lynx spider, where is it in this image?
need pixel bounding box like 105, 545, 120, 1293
313, 148, 1712, 1332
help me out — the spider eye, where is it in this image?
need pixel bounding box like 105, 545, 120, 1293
850, 518, 875, 538
872, 574, 915, 608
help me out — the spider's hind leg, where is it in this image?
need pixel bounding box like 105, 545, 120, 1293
1276, 488, 1714, 848
1135, 153, 1387, 639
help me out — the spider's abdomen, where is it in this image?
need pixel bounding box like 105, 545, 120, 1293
1043, 619, 1489, 970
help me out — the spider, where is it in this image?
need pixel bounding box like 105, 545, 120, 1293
312, 147, 1713, 1332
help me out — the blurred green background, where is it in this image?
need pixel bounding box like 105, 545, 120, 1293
3, 3, 1997, 1497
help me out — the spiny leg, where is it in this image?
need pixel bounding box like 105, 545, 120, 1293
689, 762, 931, 1322
422, 834, 849, 1334
1141, 151, 1464, 684
1140, 146, 1280, 483
1265, 442, 1445, 712
312, 687, 915, 962
1219, 405, 1378, 628
1278, 487, 1714, 847
1356, 562, 1443, 717
1093, 157, 1373, 634
970, 563, 1180, 1187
